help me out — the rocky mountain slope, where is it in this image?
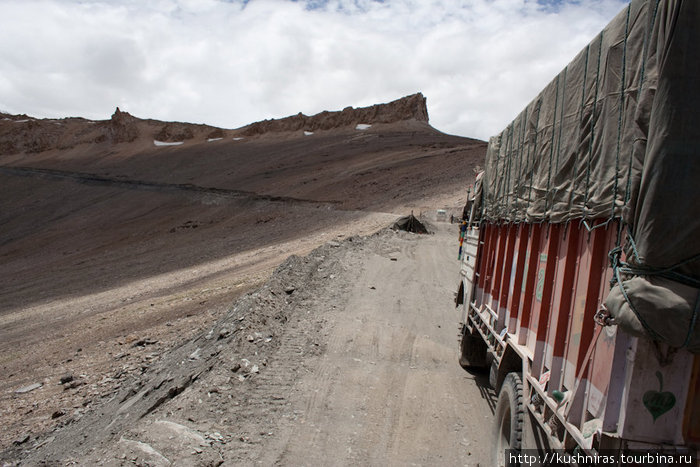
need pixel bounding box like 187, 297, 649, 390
239, 92, 429, 135
0, 93, 487, 463
0, 93, 430, 155
0, 107, 220, 154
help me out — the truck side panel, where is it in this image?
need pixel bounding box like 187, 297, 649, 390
464, 220, 700, 449
507, 224, 528, 335
544, 224, 580, 398
562, 223, 615, 426
516, 224, 541, 347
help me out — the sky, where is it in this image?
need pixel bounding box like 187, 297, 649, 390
0, 0, 630, 140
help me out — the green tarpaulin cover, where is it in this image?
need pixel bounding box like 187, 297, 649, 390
480, 0, 700, 352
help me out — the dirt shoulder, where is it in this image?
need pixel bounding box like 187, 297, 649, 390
0, 206, 395, 455
3, 222, 495, 466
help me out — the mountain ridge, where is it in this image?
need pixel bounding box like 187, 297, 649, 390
0, 93, 432, 155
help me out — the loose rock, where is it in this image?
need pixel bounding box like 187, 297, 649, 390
59, 374, 74, 385
13, 434, 30, 445
188, 348, 201, 360
15, 383, 42, 394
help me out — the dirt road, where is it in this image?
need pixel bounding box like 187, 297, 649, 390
259, 221, 496, 466
8, 221, 495, 466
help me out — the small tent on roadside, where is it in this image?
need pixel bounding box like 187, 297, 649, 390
392, 213, 429, 234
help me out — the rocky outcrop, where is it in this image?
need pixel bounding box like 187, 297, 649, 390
241, 93, 429, 136
108, 107, 139, 143
0, 109, 142, 155
0, 109, 217, 155
0, 116, 64, 154
207, 128, 225, 139
153, 123, 195, 142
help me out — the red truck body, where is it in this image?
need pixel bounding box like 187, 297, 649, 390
460, 221, 700, 452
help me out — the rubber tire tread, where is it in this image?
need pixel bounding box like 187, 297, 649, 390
493, 372, 524, 467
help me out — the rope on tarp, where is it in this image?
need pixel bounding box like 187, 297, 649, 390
555, 66, 567, 175
505, 124, 515, 219
497, 136, 507, 220
584, 31, 604, 211
514, 107, 527, 220
608, 232, 700, 351
614, 233, 700, 289
526, 100, 542, 216
569, 45, 590, 213
623, 144, 635, 207
608, 245, 664, 342
624, 0, 660, 206
581, 218, 614, 233
610, 4, 631, 221
545, 73, 561, 216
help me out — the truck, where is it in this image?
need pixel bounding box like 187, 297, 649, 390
455, 0, 700, 464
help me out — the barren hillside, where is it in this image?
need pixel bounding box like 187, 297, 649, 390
0, 93, 487, 463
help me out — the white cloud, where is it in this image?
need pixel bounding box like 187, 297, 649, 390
0, 0, 629, 139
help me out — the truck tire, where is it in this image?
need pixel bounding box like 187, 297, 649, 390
493, 372, 524, 467
459, 325, 487, 369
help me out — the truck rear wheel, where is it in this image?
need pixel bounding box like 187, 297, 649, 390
459, 325, 487, 369
493, 372, 524, 467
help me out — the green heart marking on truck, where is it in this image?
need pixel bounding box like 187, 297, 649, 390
643, 371, 676, 422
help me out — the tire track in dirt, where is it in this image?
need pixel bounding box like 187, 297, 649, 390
263, 224, 495, 466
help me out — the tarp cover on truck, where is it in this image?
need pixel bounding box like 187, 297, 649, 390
480, 0, 700, 352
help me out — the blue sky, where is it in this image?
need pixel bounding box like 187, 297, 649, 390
0, 0, 629, 139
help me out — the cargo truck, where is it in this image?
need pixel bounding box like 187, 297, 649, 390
455, 0, 700, 464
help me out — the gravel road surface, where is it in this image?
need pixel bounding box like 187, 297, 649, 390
259, 222, 496, 466
6, 222, 496, 466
